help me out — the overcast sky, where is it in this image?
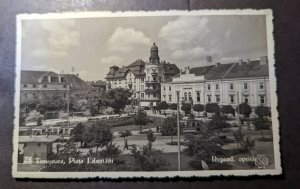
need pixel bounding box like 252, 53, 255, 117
21, 15, 267, 81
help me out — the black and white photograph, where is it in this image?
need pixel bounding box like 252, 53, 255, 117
12, 10, 281, 178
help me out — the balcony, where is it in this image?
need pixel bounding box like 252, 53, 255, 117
151, 72, 158, 76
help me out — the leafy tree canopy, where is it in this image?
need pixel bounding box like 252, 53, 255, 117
237, 103, 252, 117
205, 103, 220, 114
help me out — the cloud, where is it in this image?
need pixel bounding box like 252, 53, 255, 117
170, 47, 219, 62
28, 19, 80, 58
159, 16, 209, 50
108, 27, 151, 53
100, 56, 123, 66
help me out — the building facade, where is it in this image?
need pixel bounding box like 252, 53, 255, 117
20, 71, 92, 103
161, 56, 270, 108
105, 43, 180, 108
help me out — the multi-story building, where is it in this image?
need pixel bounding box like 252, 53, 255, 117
161, 56, 270, 108
105, 43, 180, 108
20, 70, 92, 103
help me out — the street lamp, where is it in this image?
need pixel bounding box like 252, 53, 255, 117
176, 91, 181, 171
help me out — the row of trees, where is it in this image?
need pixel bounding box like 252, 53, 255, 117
156, 101, 271, 119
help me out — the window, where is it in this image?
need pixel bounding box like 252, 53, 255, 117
216, 84, 219, 90
163, 86, 166, 91
207, 84, 211, 90
134, 85, 136, 90
148, 94, 150, 98
23, 84, 27, 88
141, 93, 144, 99
260, 95, 265, 104
188, 92, 192, 101
259, 82, 264, 90
230, 83, 234, 90
141, 85, 144, 90
141, 78, 144, 82
63, 85, 67, 88
134, 93, 136, 98
184, 92, 187, 101
119, 80, 121, 84
216, 95, 220, 103
207, 95, 211, 103
169, 95, 172, 102
43, 84, 47, 88
153, 93, 156, 98
244, 95, 249, 103
196, 92, 200, 102
169, 86, 171, 91
63, 93, 67, 98
33, 84, 37, 88
147, 69, 150, 73
244, 83, 248, 90
163, 95, 166, 99
230, 95, 235, 103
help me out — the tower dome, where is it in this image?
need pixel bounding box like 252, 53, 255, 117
149, 42, 160, 64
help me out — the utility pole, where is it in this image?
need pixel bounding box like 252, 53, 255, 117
176, 91, 181, 171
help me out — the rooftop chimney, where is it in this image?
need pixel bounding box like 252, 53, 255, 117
259, 56, 268, 65
238, 59, 243, 65
185, 67, 190, 74
206, 56, 212, 63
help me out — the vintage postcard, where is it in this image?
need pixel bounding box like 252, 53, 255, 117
13, 10, 281, 178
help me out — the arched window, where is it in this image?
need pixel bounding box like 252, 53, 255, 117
184, 92, 187, 101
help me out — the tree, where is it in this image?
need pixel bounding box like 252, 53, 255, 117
74, 99, 88, 111
181, 103, 192, 116
135, 109, 147, 132
233, 127, 255, 153
86, 122, 113, 152
253, 118, 271, 139
237, 103, 252, 118
104, 88, 132, 113
157, 101, 168, 114
103, 106, 114, 115
25, 110, 42, 123
146, 129, 156, 150
119, 130, 132, 149
193, 104, 204, 116
221, 105, 235, 115
208, 113, 230, 137
37, 117, 43, 126
124, 105, 135, 114
44, 142, 84, 171
169, 103, 177, 112
130, 145, 168, 171
160, 117, 177, 143
255, 106, 271, 119
205, 103, 220, 115
71, 123, 86, 147
184, 133, 225, 170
